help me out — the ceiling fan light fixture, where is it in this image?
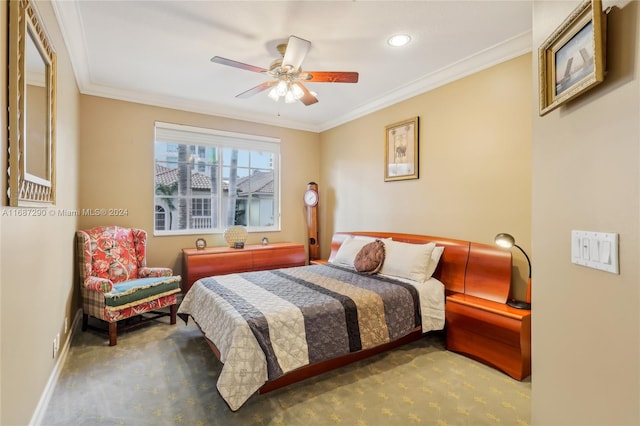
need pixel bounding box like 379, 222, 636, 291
284, 90, 297, 103
212, 35, 355, 106
267, 87, 280, 101
276, 80, 288, 96
387, 34, 411, 47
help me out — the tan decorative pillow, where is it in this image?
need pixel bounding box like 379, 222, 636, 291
354, 240, 386, 274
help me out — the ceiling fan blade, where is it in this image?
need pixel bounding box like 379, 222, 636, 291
282, 35, 311, 71
236, 80, 277, 98
297, 83, 319, 106
211, 56, 267, 73
303, 71, 359, 83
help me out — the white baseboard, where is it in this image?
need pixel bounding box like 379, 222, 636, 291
29, 308, 82, 426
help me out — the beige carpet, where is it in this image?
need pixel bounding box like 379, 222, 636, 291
41, 316, 531, 425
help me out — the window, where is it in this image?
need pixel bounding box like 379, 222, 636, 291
154, 122, 280, 235
155, 205, 166, 231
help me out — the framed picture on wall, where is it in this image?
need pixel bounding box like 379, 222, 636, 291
384, 117, 419, 182
538, 0, 606, 116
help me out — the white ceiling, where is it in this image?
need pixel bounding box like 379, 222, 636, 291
51, 1, 532, 132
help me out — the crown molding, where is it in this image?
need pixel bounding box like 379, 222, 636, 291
51, 0, 92, 90
81, 82, 321, 132
318, 31, 532, 132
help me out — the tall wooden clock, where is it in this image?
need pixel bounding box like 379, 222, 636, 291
304, 182, 320, 261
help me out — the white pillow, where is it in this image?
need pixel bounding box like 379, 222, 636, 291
424, 246, 445, 280
379, 240, 436, 283
330, 236, 378, 268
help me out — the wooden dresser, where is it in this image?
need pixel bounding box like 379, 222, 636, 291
181, 242, 306, 293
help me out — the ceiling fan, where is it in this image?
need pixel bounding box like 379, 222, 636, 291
211, 35, 359, 106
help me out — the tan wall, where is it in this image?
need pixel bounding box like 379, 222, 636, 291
532, 1, 639, 425
319, 54, 533, 300
78, 96, 320, 273
0, 1, 81, 424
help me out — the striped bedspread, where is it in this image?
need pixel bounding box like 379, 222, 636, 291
178, 263, 444, 410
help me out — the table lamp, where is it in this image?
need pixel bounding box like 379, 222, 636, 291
495, 233, 531, 310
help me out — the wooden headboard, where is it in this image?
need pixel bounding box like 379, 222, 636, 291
328, 231, 512, 303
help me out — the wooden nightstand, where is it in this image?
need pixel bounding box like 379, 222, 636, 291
182, 242, 305, 293
446, 293, 531, 380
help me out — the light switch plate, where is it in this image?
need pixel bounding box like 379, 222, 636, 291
571, 230, 619, 274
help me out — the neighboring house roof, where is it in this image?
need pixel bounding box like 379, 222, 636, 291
155, 163, 273, 195
236, 170, 273, 195
155, 163, 211, 190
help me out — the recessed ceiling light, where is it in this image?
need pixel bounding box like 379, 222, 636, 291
387, 34, 411, 47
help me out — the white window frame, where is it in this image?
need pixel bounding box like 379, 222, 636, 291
153, 121, 281, 236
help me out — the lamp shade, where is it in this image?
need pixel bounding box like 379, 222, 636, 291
495, 233, 516, 248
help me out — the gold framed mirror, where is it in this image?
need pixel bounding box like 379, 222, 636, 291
8, 0, 56, 206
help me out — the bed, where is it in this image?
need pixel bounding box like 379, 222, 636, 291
177, 231, 511, 410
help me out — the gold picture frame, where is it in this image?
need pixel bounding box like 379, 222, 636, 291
8, 0, 57, 206
384, 117, 418, 182
539, 0, 605, 116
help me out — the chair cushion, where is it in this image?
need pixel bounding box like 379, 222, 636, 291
87, 226, 139, 283
104, 276, 181, 309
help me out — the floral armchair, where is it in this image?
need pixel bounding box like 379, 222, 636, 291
76, 226, 181, 345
